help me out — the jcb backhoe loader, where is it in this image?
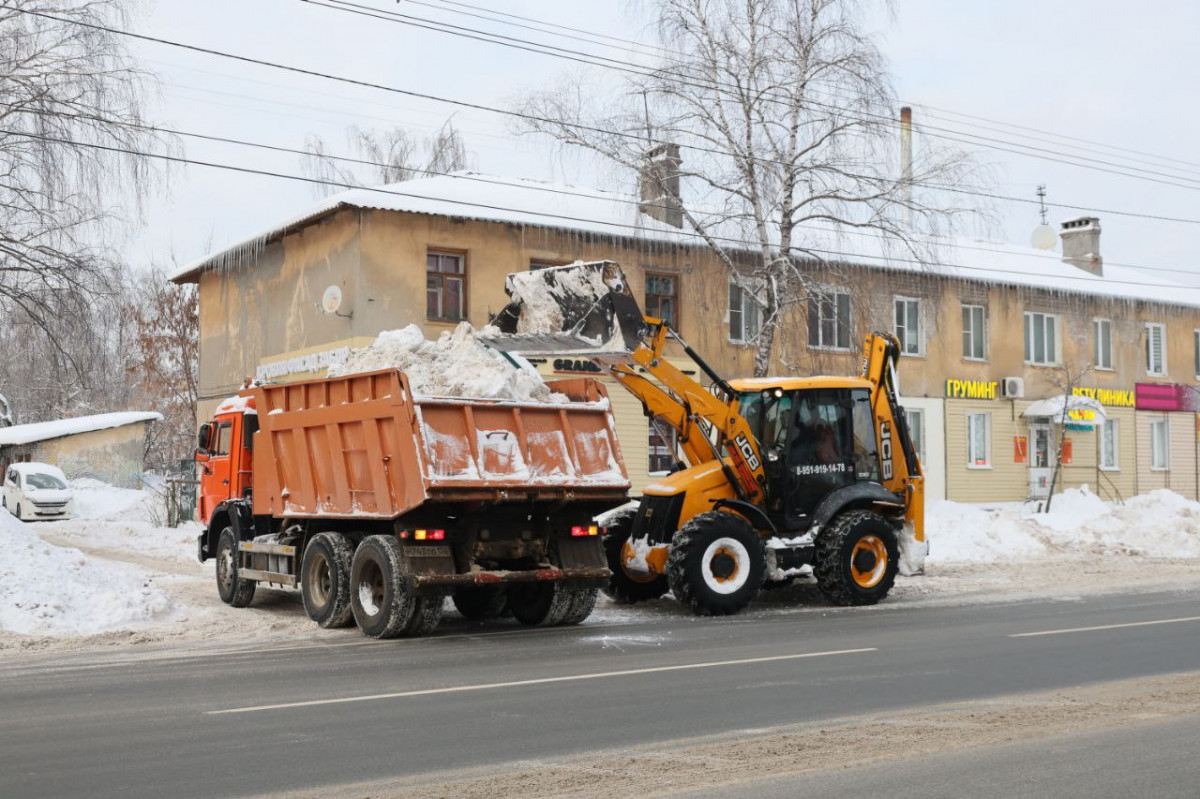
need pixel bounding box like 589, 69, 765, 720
487, 261, 928, 616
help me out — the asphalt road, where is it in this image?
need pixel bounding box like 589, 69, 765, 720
1, 587, 1198, 798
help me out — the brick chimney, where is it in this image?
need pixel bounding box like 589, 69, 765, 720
1060, 216, 1102, 276
639, 143, 683, 228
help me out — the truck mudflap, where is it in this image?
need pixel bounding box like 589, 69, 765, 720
411, 567, 609, 590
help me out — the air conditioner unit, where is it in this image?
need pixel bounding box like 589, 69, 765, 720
1002, 377, 1025, 398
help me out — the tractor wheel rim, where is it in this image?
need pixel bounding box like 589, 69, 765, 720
620, 540, 660, 584
701, 537, 750, 595
850, 535, 888, 589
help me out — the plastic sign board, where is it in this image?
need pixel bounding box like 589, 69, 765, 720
1072, 387, 1135, 408
945, 378, 998, 400
1013, 435, 1028, 464
1062, 438, 1073, 465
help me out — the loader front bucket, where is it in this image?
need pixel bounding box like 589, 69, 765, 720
485, 261, 648, 356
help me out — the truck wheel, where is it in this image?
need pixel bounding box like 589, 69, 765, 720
402, 594, 446, 636
215, 527, 256, 608
452, 588, 508, 620
601, 515, 668, 604
349, 535, 416, 639
666, 511, 765, 616
300, 532, 355, 628
508, 583, 572, 627
814, 510, 899, 606
557, 588, 599, 625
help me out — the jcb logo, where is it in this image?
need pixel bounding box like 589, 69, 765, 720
734, 433, 761, 470
879, 420, 893, 480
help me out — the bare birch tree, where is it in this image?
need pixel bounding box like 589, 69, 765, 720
301, 119, 468, 195
518, 0, 981, 375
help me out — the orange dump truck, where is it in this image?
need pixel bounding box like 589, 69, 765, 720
195, 368, 629, 638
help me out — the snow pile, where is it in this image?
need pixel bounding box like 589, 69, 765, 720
0, 511, 175, 636
502, 261, 614, 335
71, 477, 147, 519
329, 323, 566, 403
928, 486, 1200, 564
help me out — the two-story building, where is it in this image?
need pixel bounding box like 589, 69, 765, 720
173, 170, 1200, 504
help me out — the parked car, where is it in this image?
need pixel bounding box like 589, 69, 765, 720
2, 462, 75, 521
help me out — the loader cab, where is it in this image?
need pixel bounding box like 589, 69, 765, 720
735, 378, 882, 531
196, 395, 258, 526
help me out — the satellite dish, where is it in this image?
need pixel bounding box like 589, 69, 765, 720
1030, 224, 1057, 250
321, 285, 344, 314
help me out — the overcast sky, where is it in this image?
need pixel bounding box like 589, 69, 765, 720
125, 0, 1200, 285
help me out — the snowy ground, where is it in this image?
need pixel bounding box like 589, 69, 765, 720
0, 484, 1196, 655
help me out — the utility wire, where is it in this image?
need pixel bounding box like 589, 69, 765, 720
7, 125, 1198, 294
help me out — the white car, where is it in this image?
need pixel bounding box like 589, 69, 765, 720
2, 462, 75, 521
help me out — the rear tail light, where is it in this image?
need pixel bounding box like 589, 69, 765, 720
413, 529, 446, 541
571, 525, 600, 537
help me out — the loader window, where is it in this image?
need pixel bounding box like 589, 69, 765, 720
851, 390, 880, 482
790, 391, 851, 468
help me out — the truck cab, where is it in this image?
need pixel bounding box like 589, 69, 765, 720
196, 395, 257, 543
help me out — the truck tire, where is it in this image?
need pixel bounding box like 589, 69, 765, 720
300, 532, 355, 629
452, 588, 508, 620
508, 583, 573, 627
349, 535, 416, 639
215, 527, 256, 608
557, 588, 599, 625
402, 594, 446, 636
666, 511, 765, 616
814, 510, 899, 606
601, 515, 669, 604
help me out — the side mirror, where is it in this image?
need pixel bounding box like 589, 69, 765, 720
197, 422, 213, 452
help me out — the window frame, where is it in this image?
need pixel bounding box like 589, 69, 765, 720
1099, 418, 1120, 472
1145, 323, 1167, 377
966, 412, 991, 469
807, 286, 853, 351
426, 249, 468, 323
1093, 318, 1114, 371
645, 272, 680, 330
1149, 417, 1170, 471
1023, 311, 1060, 366
961, 303, 987, 361
894, 296, 923, 357
728, 278, 763, 345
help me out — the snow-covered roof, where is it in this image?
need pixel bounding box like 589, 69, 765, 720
0, 412, 163, 447
172, 171, 1200, 309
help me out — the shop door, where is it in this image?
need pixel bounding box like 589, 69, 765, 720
1028, 422, 1054, 498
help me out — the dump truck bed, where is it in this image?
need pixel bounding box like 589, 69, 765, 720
250, 369, 630, 519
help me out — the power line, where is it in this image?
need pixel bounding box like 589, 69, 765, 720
299, 0, 1200, 191
8, 125, 1198, 295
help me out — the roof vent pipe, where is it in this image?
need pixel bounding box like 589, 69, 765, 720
638, 143, 683, 229
1060, 216, 1103, 276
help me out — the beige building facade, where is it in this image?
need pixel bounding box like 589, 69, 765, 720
176, 174, 1200, 506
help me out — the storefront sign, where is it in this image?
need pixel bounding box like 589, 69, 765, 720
1071, 387, 1135, 408
1067, 408, 1097, 423
1013, 435, 1028, 464
1134, 383, 1196, 412
945, 378, 998, 400
552, 358, 602, 374
255, 346, 351, 381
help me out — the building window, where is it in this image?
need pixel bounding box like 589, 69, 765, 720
1100, 419, 1119, 471
1150, 418, 1169, 470
1094, 319, 1113, 370
645, 273, 679, 328
1145, 323, 1166, 376
808, 288, 852, 350
648, 425, 678, 474
904, 408, 924, 462
962, 304, 986, 360
894, 298, 922, 356
729, 280, 762, 343
967, 413, 990, 468
1023, 312, 1059, 365
427, 251, 466, 321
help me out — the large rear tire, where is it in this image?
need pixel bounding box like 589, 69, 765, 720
403, 593, 446, 636
215, 527, 256, 608
814, 510, 899, 606
349, 535, 416, 639
558, 588, 599, 625
300, 532, 355, 628
601, 511, 669, 604
666, 511, 765, 616
452, 588, 508, 620
508, 583, 573, 627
